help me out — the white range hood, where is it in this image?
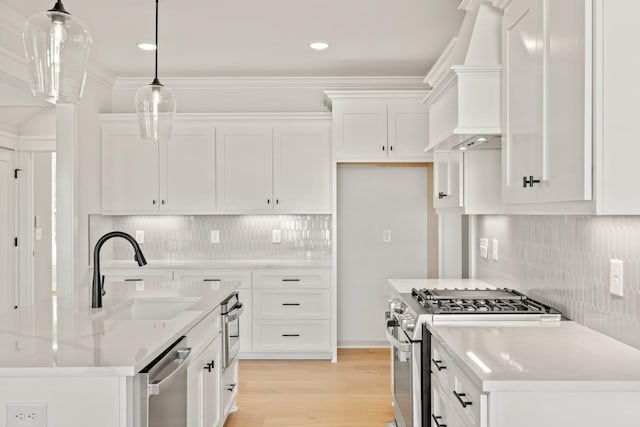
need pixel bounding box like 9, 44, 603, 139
423, 1, 502, 152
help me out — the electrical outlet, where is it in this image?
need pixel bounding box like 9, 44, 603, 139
610, 259, 624, 297
135, 230, 144, 244
7, 403, 47, 427
492, 239, 499, 261
210, 230, 220, 244
383, 230, 392, 243
272, 229, 282, 244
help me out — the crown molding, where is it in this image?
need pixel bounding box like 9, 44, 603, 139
0, 129, 19, 150
424, 37, 458, 88
112, 76, 427, 91
99, 112, 332, 124
18, 135, 56, 152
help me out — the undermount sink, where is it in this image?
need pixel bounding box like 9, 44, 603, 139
94, 297, 202, 321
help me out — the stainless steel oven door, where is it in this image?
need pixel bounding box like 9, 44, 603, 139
222, 293, 243, 370
386, 313, 420, 427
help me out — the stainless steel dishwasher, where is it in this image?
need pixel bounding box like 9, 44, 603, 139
134, 336, 192, 427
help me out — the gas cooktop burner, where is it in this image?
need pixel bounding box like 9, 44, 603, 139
410, 287, 561, 316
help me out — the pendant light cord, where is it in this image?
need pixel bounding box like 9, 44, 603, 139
152, 0, 161, 85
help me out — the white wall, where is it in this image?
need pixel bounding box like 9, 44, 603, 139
337, 165, 429, 346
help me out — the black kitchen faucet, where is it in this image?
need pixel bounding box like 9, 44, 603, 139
91, 231, 147, 308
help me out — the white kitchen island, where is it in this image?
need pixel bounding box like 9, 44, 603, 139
388, 278, 640, 427
0, 280, 240, 427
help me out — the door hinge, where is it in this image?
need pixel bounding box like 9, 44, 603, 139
14, 237, 18, 247
14, 169, 21, 179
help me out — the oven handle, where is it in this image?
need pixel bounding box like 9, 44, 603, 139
224, 302, 244, 323
147, 347, 191, 396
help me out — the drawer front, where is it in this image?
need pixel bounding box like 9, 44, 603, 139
431, 337, 453, 390
173, 269, 251, 289
253, 289, 330, 319
431, 377, 452, 427
252, 320, 330, 351
253, 269, 330, 289
222, 359, 238, 418
187, 306, 221, 357
451, 364, 485, 427
102, 268, 173, 282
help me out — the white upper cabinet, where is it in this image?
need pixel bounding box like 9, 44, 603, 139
434, 151, 463, 210
216, 127, 273, 211
326, 91, 430, 161
502, 0, 591, 205
101, 123, 216, 214
273, 126, 331, 212
216, 125, 331, 213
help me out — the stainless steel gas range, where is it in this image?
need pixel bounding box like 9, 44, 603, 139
386, 287, 562, 427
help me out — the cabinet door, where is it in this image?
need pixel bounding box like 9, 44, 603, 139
216, 127, 273, 211
101, 127, 159, 212
162, 126, 216, 212
188, 335, 222, 427
273, 126, 331, 212
503, 0, 543, 203
434, 151, 463, 209
541, 0, 591, 203
333, 103, 388, 159
387, 104, 429, 158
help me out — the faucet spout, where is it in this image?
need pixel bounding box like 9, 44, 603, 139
92, 231, 147, 309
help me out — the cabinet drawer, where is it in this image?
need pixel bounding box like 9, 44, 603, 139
102, 268, 173, 283
252, 320, 330, 351
173, 269, 251, 289
451, 363, 486, 427
253, 269, 330, 289
253, 289, 329, 319
222, 359, 238, 419
431, 376, 453, 427
431, 337, 454, 390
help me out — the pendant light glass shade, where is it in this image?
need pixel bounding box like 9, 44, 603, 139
23, 1, 92, 104
135, 0, 176, 141
135, 82, 176, 141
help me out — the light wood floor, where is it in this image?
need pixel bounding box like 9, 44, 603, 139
224, 348, 394, 427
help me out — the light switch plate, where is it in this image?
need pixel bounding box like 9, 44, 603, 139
272, 229, 282, 244
479, 238, 489, 260
135, 230, 144, 244
610, 259, 624, 297
492, 239, 499, 261
210, 230, 220, 244
383, 230, 391, 243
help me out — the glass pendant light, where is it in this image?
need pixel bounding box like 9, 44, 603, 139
135, 0, 176, 141
23, 0, 92, 104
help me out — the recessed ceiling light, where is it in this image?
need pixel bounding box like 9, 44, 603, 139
309, 41, 329, 50
138, 43, 157, 51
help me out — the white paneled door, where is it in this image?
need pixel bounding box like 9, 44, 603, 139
0, 149, 15, 312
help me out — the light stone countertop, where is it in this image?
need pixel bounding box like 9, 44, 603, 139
388, 278, 640, 392
0, 280, 240, 377
102, 259, 331, 270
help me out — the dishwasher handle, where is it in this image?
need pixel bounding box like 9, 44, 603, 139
147, 347, 191, 396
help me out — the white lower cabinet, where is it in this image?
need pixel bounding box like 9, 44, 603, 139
221, 359, 239, 420
188, 334, 222, 427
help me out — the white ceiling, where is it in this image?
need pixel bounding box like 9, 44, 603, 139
2, 0, 465, 78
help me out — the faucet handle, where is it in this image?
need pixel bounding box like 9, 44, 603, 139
101, 275, 106, 296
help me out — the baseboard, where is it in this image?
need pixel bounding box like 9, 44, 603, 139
338, 340, 389, 348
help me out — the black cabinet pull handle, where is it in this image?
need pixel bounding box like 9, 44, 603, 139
152, 200, 157, 205
161, 200, 165, 205
382, 145, 385, 151
276, 199, 279, 204
227, 383, 237, 392
282, 334, 300, 337
282, 279, 300, 282
204, 361, 213, 372
453, 391, 472, 408
432, 415, 447, 427
523, 176, 541, 188
124, 278, 142, 282
432, 359, 447, 371
203, 279, 221, 282
438, 192, 448, 199
389, 145, 393, 151
267, 198, 271, 204
282, 303, 301, 306
522, 176, 528, 188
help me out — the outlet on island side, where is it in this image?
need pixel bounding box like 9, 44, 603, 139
7, 403, 47, 427
210, 230, 220, 244
272, 229, 282, 244
135, 230, 144, 244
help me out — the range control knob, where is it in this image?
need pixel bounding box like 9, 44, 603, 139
389, 299, 406, 314
401, 316, 416, 332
